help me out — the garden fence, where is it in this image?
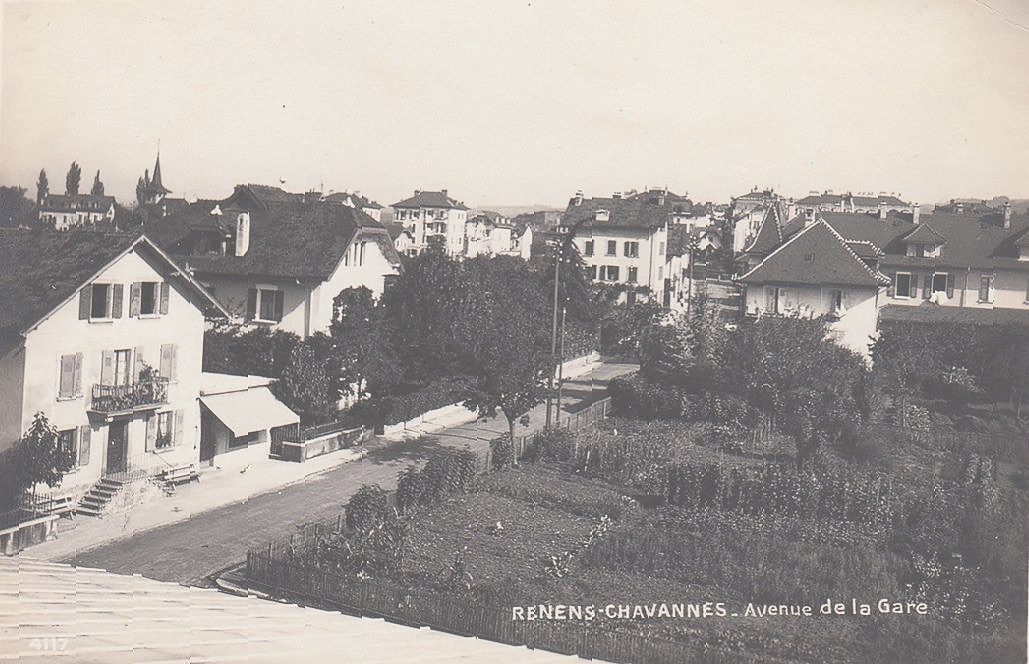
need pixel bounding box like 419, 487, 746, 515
511, 397, 611, 461
245, 549, 766, 664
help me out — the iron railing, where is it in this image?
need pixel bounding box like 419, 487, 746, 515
90, 378, 169, 413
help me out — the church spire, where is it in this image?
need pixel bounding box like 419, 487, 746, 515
149, 152, 170, 195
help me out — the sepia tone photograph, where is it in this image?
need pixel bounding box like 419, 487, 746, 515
0, 1, 1027, 662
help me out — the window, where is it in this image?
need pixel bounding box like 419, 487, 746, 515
979, 275, 994, 303
90, 284, 111, 318
57, 427, 90, 469
139, 282, 157, 315
829, 289, 843, 312
658, 242, 665, 256
894, 272, 912, 299
627, 267, 638, 283
766, 287, 781, 314
803, 253, 814, 263
584, 240, 594, 257
248, 288, 285, 323
603, 266, 620, 281
606, 240, 617, 256
58, 353, 83, 399
931, 273, 948, 294
657, 266, 663, 281
113, 349, 132, 387
624, 241, 639, 258
155, 412, 174, 449
589, 265, 598, 280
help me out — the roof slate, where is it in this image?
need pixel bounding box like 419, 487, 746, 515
738, 220, 890, 287
742, 206, 782, 255
391, 191, 468, 210
561, 197, 671, 231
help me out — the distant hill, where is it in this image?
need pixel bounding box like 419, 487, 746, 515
935, 197, 1029, 214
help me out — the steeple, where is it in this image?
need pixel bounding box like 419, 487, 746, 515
149, 153, 171, 196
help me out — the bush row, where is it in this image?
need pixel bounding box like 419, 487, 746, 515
396, 449, 478, 513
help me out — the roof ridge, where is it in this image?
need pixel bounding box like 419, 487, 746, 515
818, 218, 891, 283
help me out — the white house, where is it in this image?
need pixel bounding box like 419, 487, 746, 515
0, 230, 226, 509
560, 191, 670, 306
391, 190, 469, 256
38, 194, 116, 229
146, 184, 403, 338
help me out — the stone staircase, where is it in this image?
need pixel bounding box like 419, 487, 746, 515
76, 476, 170, 518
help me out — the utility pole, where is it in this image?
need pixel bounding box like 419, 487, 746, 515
546, 244, 561, 428
556, 305, 566, 426
686, 236, 695, 317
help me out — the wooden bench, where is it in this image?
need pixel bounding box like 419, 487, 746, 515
159, 465, 200, 486
48, 496, 76, 518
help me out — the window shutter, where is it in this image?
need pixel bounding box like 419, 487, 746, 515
159, 282, 170, 315
246, 289, 258, 321
59, 355, 75, 398
623, 241, 630, 256
129, 282, 141, 317
946, 274, 955, 298
922, 277, 930, 299
100, 350, 115, 386
145, 414, 156, 452
170, 345, 178, 381
78, 288, 92, 320
77, 426, 91, 467
73, 353, 83, 396
160, 344, 176, 380
273, 290, 284, 322
909, 275, 918, 299
887, 274, 895, 298
174, 410, 184, 447
133, 347, 145, 381
111, 284, 124, 318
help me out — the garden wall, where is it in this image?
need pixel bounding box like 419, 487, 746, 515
280, 427, 371, 463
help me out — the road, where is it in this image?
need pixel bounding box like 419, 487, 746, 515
62, 361, 635, 585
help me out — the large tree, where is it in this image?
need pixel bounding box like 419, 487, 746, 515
459, 257, 551, 464
329, 286, 402, 399
271, 344, 335, 425
65, 161, 82, 195
0, 186, 34, 228
36, 169, 49, 204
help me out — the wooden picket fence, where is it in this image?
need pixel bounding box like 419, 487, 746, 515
245, 550, 765, 664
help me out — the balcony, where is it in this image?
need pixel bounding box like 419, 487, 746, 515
90, 378, 169, 415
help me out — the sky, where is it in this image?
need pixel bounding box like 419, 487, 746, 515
1, 0, 1027, 209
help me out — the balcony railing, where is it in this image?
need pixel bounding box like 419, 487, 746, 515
90, 378, 169, 414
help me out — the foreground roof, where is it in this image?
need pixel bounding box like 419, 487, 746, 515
0, 230, 224, 352
738, 220, 890, 287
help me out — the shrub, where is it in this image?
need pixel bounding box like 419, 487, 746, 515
396, 449, 477, 512
489, 434, 515, 470
314, 484, 406, 576
608, 373, 686, 419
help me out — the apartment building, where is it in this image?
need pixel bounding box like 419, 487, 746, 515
391, 190, 469, 256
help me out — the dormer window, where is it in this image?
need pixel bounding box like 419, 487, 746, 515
594, 209, 610, 222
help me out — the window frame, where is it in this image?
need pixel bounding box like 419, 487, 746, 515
584, 240, 594, 257
255, 287, 284, 323
627, 267, 638, 283
90, 283, 112, 320
978, 274, 994, 303
155, 411, 174, 450
894, 272, 912, 299
606, 240, 617, 257
931, 272, 948, 294
139, 281, 159, 316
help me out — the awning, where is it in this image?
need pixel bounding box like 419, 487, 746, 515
199, 386, 299, 437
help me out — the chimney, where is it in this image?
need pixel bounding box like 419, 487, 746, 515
441, 189, 448, 198
657, 190, 666, 206
787, 199, 797, 219
878, 200, 888, 220
1003, 201, 1012, 229
912, 203, 921, 225
612, 191, 622, 200
574, 190, 584, 206
235, 212, 251, 257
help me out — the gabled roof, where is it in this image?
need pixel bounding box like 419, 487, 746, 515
145, 187, 401, 280
40, 194, 116, 213
0, 230, 225, 353
235, 184, 306, 206
742, 206, 782, 255
901, 223, 947, 246
738, 220, 890, 287
561, 197, 670, 231
391, 190, 468, 210
324, 191, 383, 210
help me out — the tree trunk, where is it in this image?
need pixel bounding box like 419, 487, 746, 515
508, 416, 518, 467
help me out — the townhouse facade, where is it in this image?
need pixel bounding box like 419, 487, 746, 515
560, 191, 670, 305
0, 231, 225, 501
147, 184, 402, 338
391, 190, 469, 256
464, 211, 515, 257
793, 191, 913, 218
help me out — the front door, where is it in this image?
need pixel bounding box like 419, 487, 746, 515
106, 421, 128, 474
200, 411, 217, 466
